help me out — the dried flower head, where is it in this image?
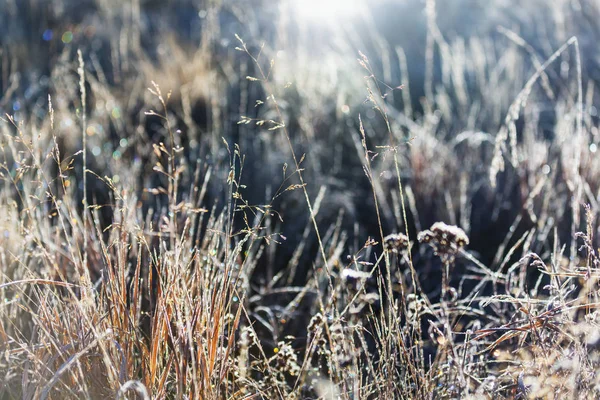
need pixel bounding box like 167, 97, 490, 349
307, 312, 323, 336
383, 233, 410, 253
274, 341, 300, 376
418, 222, 469, 260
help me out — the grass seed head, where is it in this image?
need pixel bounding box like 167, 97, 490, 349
418, 222, 469, 260
383, 232, 410, 253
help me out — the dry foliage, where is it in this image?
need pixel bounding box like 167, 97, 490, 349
2, 0, 600, 399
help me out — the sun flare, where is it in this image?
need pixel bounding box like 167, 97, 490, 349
290, 0, 365, 24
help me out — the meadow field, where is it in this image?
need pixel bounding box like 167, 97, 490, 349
1, 0, 600, 398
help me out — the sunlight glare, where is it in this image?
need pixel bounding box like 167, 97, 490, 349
292, 0, 364, 24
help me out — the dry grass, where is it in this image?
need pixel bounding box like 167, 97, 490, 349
2, 0, 600, 398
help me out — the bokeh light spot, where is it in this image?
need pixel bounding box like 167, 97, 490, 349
61, 31, 73, 44
542, 164, 551, 175
42, 29, 53, 41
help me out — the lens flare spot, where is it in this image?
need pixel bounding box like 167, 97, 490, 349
42, 29, 53, 41
61, 31, 73, 44
111, 107, 121, 119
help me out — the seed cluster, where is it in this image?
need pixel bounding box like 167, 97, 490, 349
275, 341, 301, 376
383, 233, 410, 253
418, 222, 469, 261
